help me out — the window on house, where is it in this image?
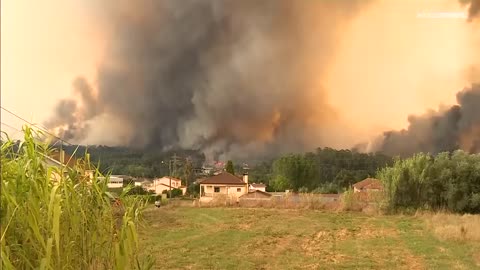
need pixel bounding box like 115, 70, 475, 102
237, 188, 241, 192
214, 187, 220, 193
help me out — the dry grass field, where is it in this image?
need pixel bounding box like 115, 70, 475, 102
139, 207, 480, 270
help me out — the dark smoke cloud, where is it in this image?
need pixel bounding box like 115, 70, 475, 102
46, 0, 366, 159
45, 77, 100, 141
373, 84, 480, 157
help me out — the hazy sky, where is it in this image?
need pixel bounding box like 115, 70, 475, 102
1, 0, 478, 147
1, 0, 104, 135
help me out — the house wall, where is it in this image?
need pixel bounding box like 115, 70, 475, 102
155, 177, 182, 188
201, 184, 247, 198
354, 187, 380, 193
106, 176, 123, 188
148, 183, 187, 195
149, 184, 169, 195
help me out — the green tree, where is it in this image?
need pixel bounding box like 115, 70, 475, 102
270, 175, 290, 191
226, 160, 235, 175
377, 150, 480, 214
126, 186, 153, 195
162, 188, 183, 198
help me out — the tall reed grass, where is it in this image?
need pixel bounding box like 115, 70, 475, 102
1, 127, 153, 269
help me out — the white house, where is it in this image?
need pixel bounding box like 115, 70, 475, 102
108, 176, 124, 188
199, 172, 249, 202
147, 176, 186, 195
249, 183, 266, 192
97, 176, 124, 188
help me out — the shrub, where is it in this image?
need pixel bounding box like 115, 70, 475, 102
0, 127, 152, 269
162, 188, 183, 198
377, 151, 480, 214
126, 185, 154, 195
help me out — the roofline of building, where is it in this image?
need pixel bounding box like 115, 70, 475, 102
200, 182, 247, 186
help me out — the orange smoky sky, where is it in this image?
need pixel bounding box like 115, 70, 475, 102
1, 0, 478, 152
1, 0, 104, 131
324, 0, 479, 146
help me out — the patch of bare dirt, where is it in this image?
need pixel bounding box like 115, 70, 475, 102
301, 230, 350, 264
304, 226, 398, 244
400, 251, 426, 270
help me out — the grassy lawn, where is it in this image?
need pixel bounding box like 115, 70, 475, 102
139, 207, 480, 270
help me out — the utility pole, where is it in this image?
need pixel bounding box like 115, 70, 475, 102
169, 158, 172, 199
167, 153, 183, 199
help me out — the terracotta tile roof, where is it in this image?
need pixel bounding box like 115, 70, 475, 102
353, 178, 383, 190
241, 189, 272, 198
199, 172, 246, 185
250, 183, 266, 188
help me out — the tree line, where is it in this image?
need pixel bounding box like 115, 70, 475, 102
378, 150, 480, 213
61, 145, 205, 179
248, 147, 393, 193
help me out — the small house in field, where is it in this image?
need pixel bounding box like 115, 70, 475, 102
352, 178, 383, 193
147, 176, 186, 195
199, 172, 249, 202
249, 183, 266, 192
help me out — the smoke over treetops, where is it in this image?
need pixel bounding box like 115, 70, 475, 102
45, 0, 364, 159
361, 84, 480, 157
45, 0, 480, 159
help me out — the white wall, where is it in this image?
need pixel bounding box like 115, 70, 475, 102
148, 180, 187, 195
107, 176, 123, 188
201, 185, 247, 198
154, 177, 182, 188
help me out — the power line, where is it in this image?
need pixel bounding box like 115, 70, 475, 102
1, 122, 22, 133
1, 106, 73, 146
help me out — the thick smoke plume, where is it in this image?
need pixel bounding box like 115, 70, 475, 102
45, 0, 364, 159
367, 0, 480, 157
46, 0, 480, 160
370, 84, 480, 157
45, 77, 100, 141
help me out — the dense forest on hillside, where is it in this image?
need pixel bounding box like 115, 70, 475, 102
60, 145, 206, 177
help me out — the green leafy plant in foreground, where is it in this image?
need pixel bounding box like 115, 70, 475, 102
0, 127, 153, 269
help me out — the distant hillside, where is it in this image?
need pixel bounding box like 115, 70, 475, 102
56, 144, 206, 178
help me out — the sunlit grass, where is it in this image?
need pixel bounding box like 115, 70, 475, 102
140, 207, 480, 269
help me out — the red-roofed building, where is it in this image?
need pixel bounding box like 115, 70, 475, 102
352, 178, 383, 193
249, 183, 266, 192
199, 172, 248, 201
